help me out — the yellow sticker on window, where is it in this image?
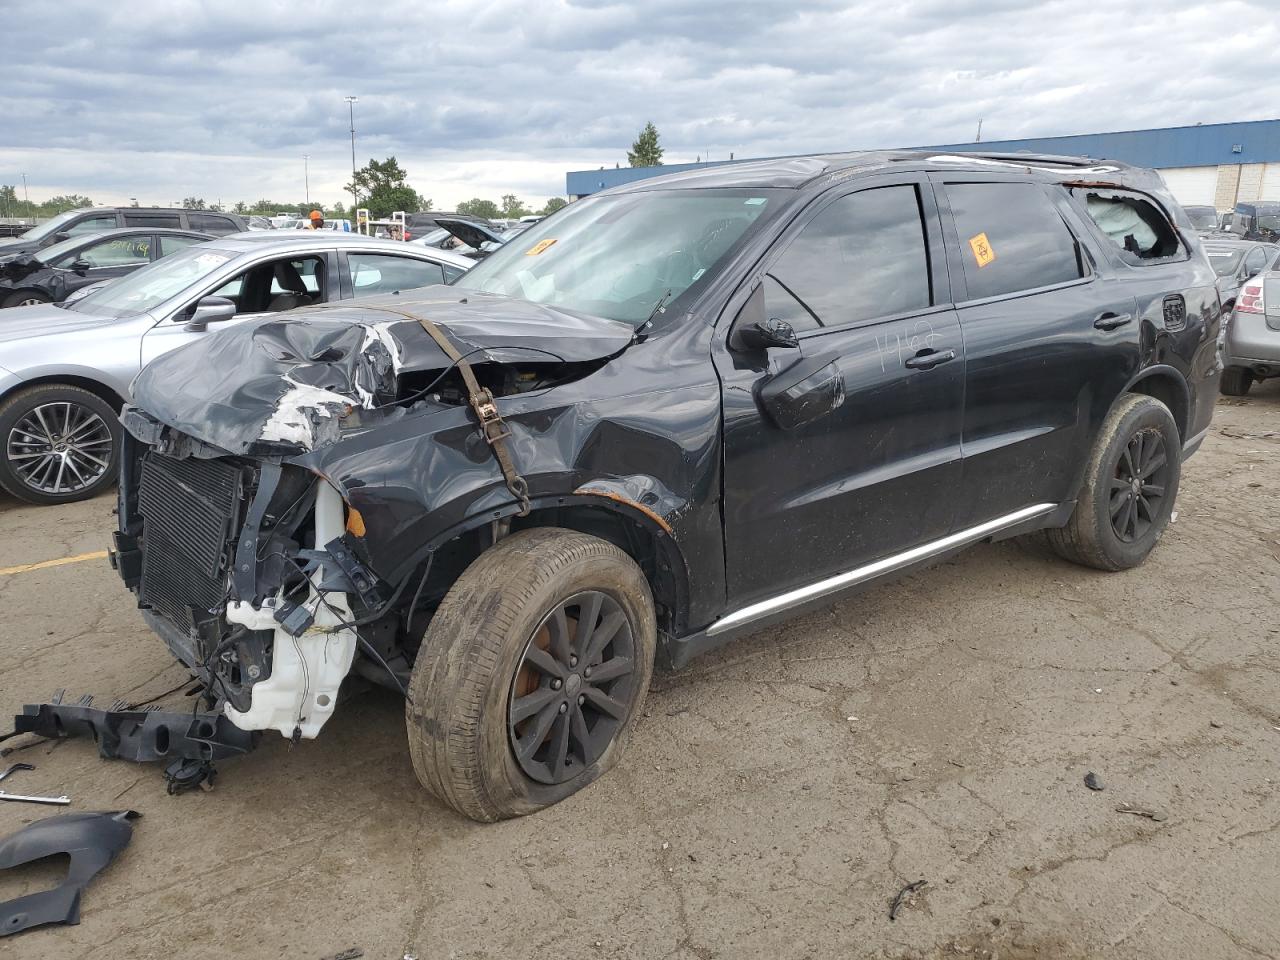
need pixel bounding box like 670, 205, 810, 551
968, 232, 995, 268
525, 238, 557, 256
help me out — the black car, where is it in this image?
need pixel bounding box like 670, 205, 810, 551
1201, 238, 1279, 312
101, 150, 1219, 822
1181, 204, 1220, 235
0, 228, 211, 308
402, 210, 494, 242
1224, 201, 1280, 242
0, 207, 245, 258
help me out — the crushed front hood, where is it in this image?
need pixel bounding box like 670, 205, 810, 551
129, 288, 635, 455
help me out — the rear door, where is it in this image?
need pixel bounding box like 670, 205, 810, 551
716, 175, 966, 608
340, 250, 448, 299
934, 177, 1139, 527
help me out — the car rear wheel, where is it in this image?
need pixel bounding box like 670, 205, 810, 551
1046, 394, 1181, 572
0, 384, 121, 505
406, 527, 656, 822
2, 290, 51, 308
1219, 366, 1253, 397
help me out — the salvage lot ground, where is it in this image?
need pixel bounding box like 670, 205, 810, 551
1, 386, 1278, 960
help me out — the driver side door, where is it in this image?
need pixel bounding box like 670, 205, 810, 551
714, 176, 966, 614
139, 251, 336, 371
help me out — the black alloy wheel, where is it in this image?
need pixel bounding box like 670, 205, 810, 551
1109, 428, 1170, 544
508, 590, 637, 785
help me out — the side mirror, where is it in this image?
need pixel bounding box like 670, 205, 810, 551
70, 258, 91, 275
738, 317, 799, 351
184, 295, 237, 331
53, 232, 70, 243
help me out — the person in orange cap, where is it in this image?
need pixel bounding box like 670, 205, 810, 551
306, 209, 324, 230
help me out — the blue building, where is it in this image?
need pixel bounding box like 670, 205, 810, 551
566, 119, 1280, 212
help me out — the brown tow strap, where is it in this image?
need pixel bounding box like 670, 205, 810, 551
413, 314, 531, 516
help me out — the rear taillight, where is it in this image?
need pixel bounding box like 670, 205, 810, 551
1237, 280, 1265, 314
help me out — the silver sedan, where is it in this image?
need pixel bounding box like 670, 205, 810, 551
0, 232, 471, 504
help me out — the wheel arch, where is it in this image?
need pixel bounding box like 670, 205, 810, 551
0, 374, 126, 414
1124, 365, 1190, 439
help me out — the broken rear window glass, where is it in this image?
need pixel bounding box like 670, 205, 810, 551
454, 188, 785, 325
1076, 190, 1183, 264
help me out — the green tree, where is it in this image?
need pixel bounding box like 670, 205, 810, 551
233, 201, 247, 214
456, 198, 501, 220
38, 195, 94, 215
332, 201, 347, 219
627, 121, 664, 167
182, 197, 206, 209
500, 194, 529, 219
541, 197, 568, 216
0, 185, 17, 218
344, 156, 427, 218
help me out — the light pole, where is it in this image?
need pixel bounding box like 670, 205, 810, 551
344, 96, 359, 210
21, 173, 30, 219
303, 155, 311, 207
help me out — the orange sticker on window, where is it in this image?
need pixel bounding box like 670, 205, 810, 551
968, 232, 995, 268
525, 238, 557, 256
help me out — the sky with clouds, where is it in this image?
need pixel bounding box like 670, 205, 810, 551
4, 0, 1279, 211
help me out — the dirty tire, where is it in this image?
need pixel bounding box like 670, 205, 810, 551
1, 290, 51, 309
406, 527, 656, 822
1219, 366, 1253, 397
1046, 394, 1181, 571
0, 383, 121, 505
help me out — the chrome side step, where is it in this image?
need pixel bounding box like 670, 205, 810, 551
707, 503, 1057, 636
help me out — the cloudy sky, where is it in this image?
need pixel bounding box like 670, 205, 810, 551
4, 0, 1279, 211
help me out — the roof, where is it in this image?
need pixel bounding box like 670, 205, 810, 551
600, 150, 1144, 195
202, 231, 474, 268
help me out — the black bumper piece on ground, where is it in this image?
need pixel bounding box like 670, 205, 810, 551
9, 693, 258, 762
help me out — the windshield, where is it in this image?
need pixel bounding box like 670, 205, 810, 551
454, 188, 785, 324
16, 210, 83, 243
1256, 215, 1280, 233
28, 233, 98, 266
1185, 208, 1217, 230
1204, 248, 1244, 277
66, 244, 231, 318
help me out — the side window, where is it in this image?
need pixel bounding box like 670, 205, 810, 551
157, 234, 206, 258
76, 235, 152, 268
442, 263, 467, 283
124, 212, 182, 228
945, 182, 1084, 300
1244, 247, 1268, 277
1073, 189, 1183, 264
190, 213, 238, 235
64, 215, 118, 237
762, 185, 932, 331
349, 254, 447, 297
269, 257, 323, 294
206, 256, 324, 315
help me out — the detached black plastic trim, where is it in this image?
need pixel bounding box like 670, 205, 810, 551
13, 696, 258, 762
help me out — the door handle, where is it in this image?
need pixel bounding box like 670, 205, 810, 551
904, 348, 956, 370
1094, 311, 1133, 330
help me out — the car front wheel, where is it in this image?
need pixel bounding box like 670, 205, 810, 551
2, 290, 51, 309
406, 527, 657, 822
0, 384, 121, 505
1046, 394, 1181, 571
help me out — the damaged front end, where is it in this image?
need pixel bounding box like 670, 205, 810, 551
106, 290, 641, 744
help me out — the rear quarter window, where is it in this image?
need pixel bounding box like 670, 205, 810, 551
1072, 189, 1183, 265
944, 181, 1085, 300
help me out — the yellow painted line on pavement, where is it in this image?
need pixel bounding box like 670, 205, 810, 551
0, 550, 109, 577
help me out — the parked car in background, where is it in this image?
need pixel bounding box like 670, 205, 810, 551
0, 233, 471, 504
1224, 201, 1280, 242
403, 211, 495, 242
0, 208, 246, 259
247, 216, 274, 230
0, 228, 210, 308
1182, 204, 1220, 235
107, 151, 1220, 821
1221, 260, 1280, 396
1202, 238, 1280, 312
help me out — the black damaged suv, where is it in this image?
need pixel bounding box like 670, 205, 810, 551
108, 152, 1220, 821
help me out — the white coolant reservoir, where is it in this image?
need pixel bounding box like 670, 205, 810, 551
224, 482, 359, 739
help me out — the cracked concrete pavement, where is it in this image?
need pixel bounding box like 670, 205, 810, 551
1, 383, 1278, 959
